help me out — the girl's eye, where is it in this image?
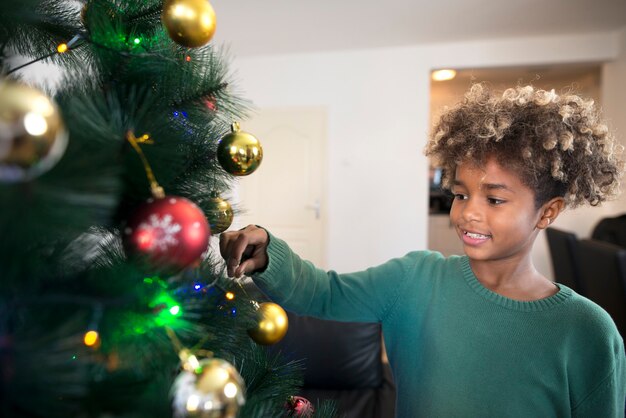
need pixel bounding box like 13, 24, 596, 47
488, 197, 505, 205
453, 193, 467, 201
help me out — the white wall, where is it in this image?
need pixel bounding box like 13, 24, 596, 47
231, 49, 428, 272
232, 29, 625, 275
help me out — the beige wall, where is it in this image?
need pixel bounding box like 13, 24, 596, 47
430, 65, 602, 130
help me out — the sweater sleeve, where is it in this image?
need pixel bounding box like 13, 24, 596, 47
572, 335, 626, 417
251, 232, 412, 323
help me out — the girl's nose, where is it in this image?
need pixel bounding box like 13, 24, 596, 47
460, 198, 482, 223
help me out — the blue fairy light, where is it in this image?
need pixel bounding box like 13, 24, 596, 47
172, 110, 189, 119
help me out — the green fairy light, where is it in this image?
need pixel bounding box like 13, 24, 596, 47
143, 276, 166, 288
133, 37, 141, 45
149, 291, 183, 326
133, 325, 147, 334
140, 277, 183, 330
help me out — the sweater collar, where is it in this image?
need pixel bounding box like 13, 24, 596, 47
459, 256, 573, 312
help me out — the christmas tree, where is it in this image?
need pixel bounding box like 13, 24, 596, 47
0, 1, 335, 417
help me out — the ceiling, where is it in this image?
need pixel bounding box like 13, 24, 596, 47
211, 0, 626, 57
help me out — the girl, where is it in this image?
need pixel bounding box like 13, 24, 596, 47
220, 84, 626, 417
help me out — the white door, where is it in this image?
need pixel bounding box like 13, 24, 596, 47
233, 106, 327, 268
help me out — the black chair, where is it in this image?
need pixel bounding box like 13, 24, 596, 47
592, 214, 626, 248
241, 280, 396, 417
272, 312, 396, 418
546, 227, 585, 295
577, 239, 626, 336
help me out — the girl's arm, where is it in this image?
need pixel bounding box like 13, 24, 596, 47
219, 225, 411, 322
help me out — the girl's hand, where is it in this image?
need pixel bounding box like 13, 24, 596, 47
219, 225, 269, 277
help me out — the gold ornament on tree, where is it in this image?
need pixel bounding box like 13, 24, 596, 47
207, 191, 233, 234
247, 302, 288, 345
162, 0, 217, 48
0, 80, 68, 182
172, 351, 246, 418
217, 122, 263, 176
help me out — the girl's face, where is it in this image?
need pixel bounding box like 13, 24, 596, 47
449, 158, 544, 264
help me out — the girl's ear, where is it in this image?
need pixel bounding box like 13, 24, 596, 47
537, 197, 566, 229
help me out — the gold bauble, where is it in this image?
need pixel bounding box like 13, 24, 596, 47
217, 122, 263, 176
172, 358, 245, 418
248, 302, 288, 345
0, 80, 68, 182
162, 0, 217, 48
207, 192, 233, 234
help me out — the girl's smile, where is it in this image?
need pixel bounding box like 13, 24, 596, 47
461, 229, 492, 246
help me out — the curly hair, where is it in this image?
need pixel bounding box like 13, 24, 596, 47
425, 83, 624, 208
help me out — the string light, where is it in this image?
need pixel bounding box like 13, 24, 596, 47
173, 110, 190, 120
185, 55, 192, 62
8, 34, 82, 75
84, 304, 103, 348
58, 34, 83, 54
225, 292, 235, 300
204, 97, 217, 111
83, 330, 100, 347
135, 133, 153, 145
150, 290, 183, 326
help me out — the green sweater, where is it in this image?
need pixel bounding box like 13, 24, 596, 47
253, 234, 626, 417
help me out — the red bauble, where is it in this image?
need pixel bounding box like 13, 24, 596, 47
285, 396, 314, 417
123, 196, 210, 271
